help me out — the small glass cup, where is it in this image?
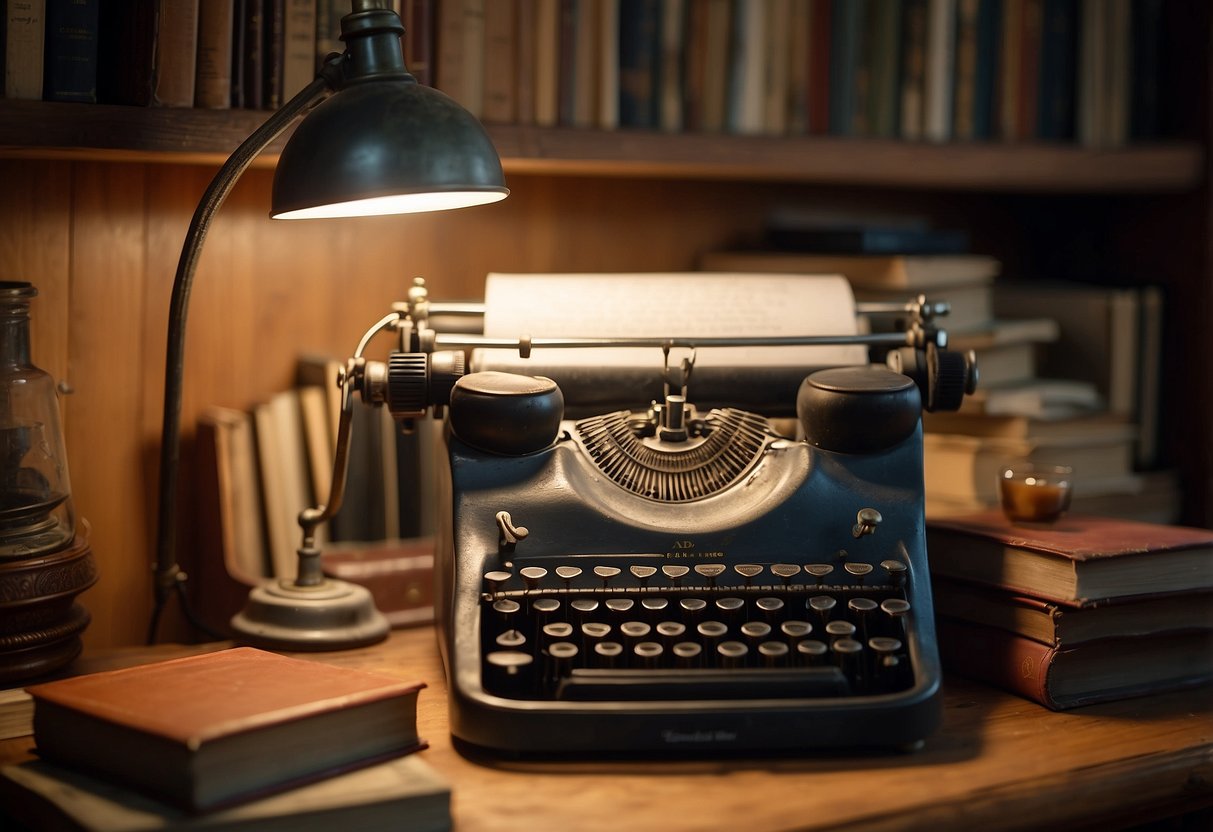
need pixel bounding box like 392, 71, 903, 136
998, 464, 1073, 524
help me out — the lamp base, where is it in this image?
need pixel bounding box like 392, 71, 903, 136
230, 577, 390, 651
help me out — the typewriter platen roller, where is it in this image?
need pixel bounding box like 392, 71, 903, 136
349, 275, 976, 755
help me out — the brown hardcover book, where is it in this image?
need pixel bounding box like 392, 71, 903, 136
154, 0, 199, 107
24, 648, 427, 813
0, 753, 450, 832
194, 0, 234, 108
926, 510, 1213, 606
932, 577, 1213, 646
937, 617, 1213, 710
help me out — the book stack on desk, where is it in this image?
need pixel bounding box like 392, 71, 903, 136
0, 647, 450, 831
926, 510, 1213, 710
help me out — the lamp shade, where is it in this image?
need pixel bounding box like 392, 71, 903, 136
270, 80, 509, 219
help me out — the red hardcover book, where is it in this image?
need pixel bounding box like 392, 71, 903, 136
937, 617, 1213, 710
806, 0, 831, 134
926, 510, 1213, 606
25, 648, 426, 812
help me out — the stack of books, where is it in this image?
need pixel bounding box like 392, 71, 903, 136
0, 648, 450, 830
926, 510, 1213, 710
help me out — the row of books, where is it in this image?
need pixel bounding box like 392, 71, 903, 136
191, 354, 437, 637
701, 241, 1173, 523
433, 0, 1164, 147
2, 1, 429, 110
926, 510, 1213, 709
1, 648, 450, 830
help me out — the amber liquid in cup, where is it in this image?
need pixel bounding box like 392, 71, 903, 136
999, 466, 1072, 523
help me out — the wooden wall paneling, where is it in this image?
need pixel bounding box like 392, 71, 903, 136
0, 160, 72, 394
66, 161, 152, 649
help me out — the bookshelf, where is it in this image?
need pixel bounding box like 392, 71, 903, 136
0, 100, 1203, 191
1, 7, 1208, 651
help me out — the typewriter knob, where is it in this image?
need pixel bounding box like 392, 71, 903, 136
449, 371, 564, 455
797, 366, 921, 454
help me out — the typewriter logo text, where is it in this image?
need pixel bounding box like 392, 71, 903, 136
665, 540, 725, 559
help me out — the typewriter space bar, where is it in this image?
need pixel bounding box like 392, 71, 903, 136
557, 668, 850, 701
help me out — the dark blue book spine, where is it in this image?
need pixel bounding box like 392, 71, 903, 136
43, 0, 100, 103
1129, 0, 1162, 140
1036, 0, 1077, 141
829, 0, 864, 136
618, 0, 660, 128
971, 0, 1002, 139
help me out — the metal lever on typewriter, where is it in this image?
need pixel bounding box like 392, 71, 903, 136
886, 341, 978, 412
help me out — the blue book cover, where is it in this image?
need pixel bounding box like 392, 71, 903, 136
618, 0, 661, 128
829, 0, 865, 136
43, 0, 101, 103
971, 0, 1002, 139
1036, 0, 1078, 141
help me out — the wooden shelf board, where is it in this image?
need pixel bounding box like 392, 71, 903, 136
0, 101, 1204, 192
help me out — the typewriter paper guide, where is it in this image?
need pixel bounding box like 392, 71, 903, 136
475, 272, 867, 412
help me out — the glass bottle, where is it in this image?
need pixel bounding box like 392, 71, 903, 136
0, 281, 75, 557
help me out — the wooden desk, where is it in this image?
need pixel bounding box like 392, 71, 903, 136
3, 628, 1211, 831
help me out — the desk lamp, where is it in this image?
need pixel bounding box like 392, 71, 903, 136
149, 0, 508, 647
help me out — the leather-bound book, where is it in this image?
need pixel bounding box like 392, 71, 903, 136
24, 648, 426, 813
926, 510, 1213, 606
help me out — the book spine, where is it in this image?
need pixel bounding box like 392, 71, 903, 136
921, 0, 954, 142
618, 0, 660, 129
950, 0, 978, 141
936, 617, 1059, 708
282, 0, 316, 101
515, 0, 536, 118
480, 0, 515, 122
5, 0, 45, 100
784, 0, 810, 134
897, 0, 925, 139
263, 0, 284, 109
405, 0, 434, 86
1014, 0, 1042, 141
243, 0, 264, 107
597, 0, 619, 128
196, 0, 235, 109
315, 0, 344, 67
969, 0, 1000, 139
154, 0, 199, 107
42, 0, 98, 103
700, 0, 730, 132
827, 0, 860, 136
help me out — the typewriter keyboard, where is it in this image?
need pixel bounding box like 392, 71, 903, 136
478, 560, 916, 701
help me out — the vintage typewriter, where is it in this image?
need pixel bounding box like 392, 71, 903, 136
344, 273, 976, 755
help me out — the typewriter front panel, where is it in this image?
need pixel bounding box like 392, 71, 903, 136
436, 406, 942, 755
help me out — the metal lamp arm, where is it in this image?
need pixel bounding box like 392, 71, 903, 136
149, 69, 338, 642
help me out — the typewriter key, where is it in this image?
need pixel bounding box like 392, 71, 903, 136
520, 565, 548, 590
843, 562, 874, 584
661, 564, 690, 585
717, 640, 749, 668
733, 563, 763, 585
881, 598, 911, 634
634, 641, 663, 667
570, 598, 599, 622
581, 622, 612, 642
484, 570, 512, 593
605, 598, 635, 615
493, 598, 522, 625
770, 563, 801, 584
641, 597, 670, 618
715, 597, 745, 624
807, 595, 837, 622
655, 621, 686, 642
796, 639, 828, 665
697, 620, 728, 644
849, 597, 879, 640
555, 565, 583, 587
694, 563, 726, 586
805, 563, 834, 584
672, 641, 703, 667
630, 565, 658, 586
620, 621, 652, 642
740, 621, 772, 642
679, 598, 707, 618
542, 622, 574, 640
755, 596, 785, 621
831, 638, 864, 681
532, 598, 561, 624
496, 629, 527, 649
781, 620, 813, 642
825, 620, 857, 640
880, 559, 908, 583
758, 641, 790, 666
485, 651, 534, 697
594, 641, 624, 667
594, 565, 622, 587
